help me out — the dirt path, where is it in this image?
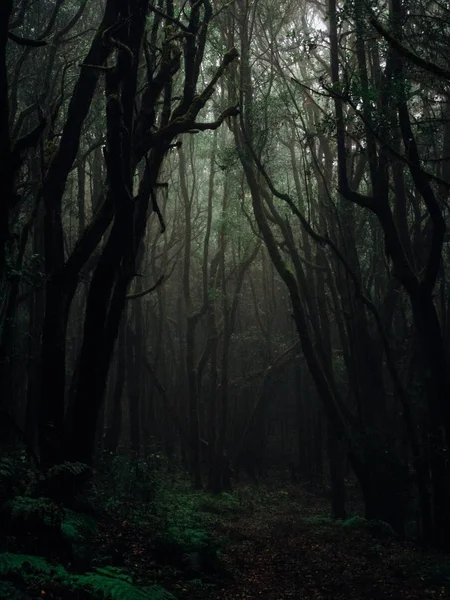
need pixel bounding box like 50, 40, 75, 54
101, 484, 450, 599
192, 496, 448, 600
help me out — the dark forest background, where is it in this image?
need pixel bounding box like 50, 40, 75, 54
2, 2, 450, 594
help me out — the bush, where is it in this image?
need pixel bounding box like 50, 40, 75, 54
0, 458, 176, 600
0, 553, 176, 599
152, 486, 222, 573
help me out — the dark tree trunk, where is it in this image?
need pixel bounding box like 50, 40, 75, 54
38, 0, 120, 467
327, 422, 346, 519
0, 0, 13, 283
104, 322, 126, 453
127, 304, 142, 458
294, 360, 308, 473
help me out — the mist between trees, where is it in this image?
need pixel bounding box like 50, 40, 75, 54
1, 0, 450, 552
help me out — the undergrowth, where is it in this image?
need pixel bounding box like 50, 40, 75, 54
150, 482, 233, 575
0, 455, 177, 599
301, 514, 398, 539
0, 452, 244, 599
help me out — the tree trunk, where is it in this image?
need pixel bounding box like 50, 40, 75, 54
104, 321, 126, 453
327, 421, 346, 519
0, 0, 13, 283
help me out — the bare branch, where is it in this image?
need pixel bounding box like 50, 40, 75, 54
370, 17, 450, 81
126, 274, 164, 300
7, 31, 47, 46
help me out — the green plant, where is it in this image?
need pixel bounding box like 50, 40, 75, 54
2, 496, 61, 530
61, 508, 97, 562
151, 486, 223, 573
0, 457, 28, 501
302, 515, 338, 529
197, 492, 242, 515
0, 552, 67, 580
341, 516, 367, 529
0, 460, 183, 599
0, 553, 177, 600
74, 568, 177, 599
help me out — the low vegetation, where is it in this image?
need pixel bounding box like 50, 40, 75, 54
1, 454, 450, 600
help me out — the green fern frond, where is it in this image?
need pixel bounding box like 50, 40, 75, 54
0, 553, 176, 600
2, 496, 61, 532
8, 496, 58, 520
145, 585, 177, 600
74, 570, 176, 599
0, 457, 15, 480
61, 508, 97, 542
341, 516, 368, 529
46, 462, 91, 480
0, 458, 26, 499
302, 515, 336, 527
161, 525, 209, 552
0, 552, 66, 578
61, 509, 97, 561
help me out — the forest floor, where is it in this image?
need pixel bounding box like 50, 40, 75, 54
97, 479, 450, 600
197, 493, 447, 599
5, 460, 450, 599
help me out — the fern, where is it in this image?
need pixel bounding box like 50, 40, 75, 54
0, 552, 66, 578
3, 496, 61, 530
61, 509, 96, 539
302, 515, 337, 529
0, 458, 26, 500
0, 553, 177, 600
0, 458, 15, 483
46, 462, 91, 479
75, 571, 176, 599
61, 508, 97, 560
197, 492, 242, 515
341, 516, 368, 529
158, 524, 209, 553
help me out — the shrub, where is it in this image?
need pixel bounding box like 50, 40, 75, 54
0, 553, 176, 599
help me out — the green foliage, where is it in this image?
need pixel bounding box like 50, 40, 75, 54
341, 516, 397, 538
0, 552, 67, 579
196, 492, 242, 515
61, 508, 97, 561
341, 516, 368, 529
0, 553, 176, 600
152, 485, 222, 572
160, 524, 210, 554
0, 458, 16, 495
0, 457, 28, 500
74, 570, 176, 600
61, 508, 97, 542
3, 496, 61, 530
1, 492, 99, 563
0, 460, 177, 600
302, 515, 338, 529
365, 519, 398, 539
97, 452, 164, 507
301, 514, 396, 539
